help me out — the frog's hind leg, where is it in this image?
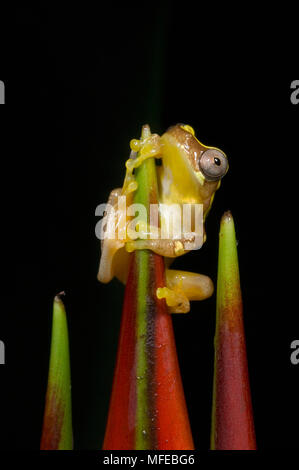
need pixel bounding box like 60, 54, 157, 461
157, 269, 214, 313
98, 188, 125, 284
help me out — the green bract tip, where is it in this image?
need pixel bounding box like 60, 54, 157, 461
40, 293, 73, 450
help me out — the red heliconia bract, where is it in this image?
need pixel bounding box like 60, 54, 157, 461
103, 126, 194, 450
211, 211, 256, 450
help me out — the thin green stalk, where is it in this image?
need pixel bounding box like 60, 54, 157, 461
134, 125, 159, 449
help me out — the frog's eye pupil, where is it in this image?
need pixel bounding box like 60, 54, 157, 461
214, 157, 221, 166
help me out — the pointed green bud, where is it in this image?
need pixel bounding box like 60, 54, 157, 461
40, 293, 73, 450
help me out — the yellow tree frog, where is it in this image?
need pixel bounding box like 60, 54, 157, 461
97, 124, 228, 313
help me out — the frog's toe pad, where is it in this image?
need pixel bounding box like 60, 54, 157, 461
156, 287, 190, 314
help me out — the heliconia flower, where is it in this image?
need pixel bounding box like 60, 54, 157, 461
102, 126, 194, 450
40, 293, 73, 450
211, 211, 256, 450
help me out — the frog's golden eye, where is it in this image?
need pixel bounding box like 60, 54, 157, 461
199, 149, 228, 181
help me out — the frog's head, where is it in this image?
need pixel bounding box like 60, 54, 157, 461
161, 124, 228, 218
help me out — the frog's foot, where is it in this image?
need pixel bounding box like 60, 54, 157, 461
157, 286, 190, 313
125, 237, 195, 258
157, 269, 214, 314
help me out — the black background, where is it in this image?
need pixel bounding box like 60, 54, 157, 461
0, 4, 298, 452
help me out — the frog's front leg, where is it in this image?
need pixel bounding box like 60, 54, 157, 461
157, 269, 214, 313
122, 132, 162, 196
